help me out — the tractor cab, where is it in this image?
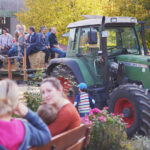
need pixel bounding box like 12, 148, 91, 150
67, 16, 140, 58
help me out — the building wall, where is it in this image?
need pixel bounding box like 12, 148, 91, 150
0, 0, 25, 35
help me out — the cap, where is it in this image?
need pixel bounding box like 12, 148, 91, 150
77, 83, 87, 90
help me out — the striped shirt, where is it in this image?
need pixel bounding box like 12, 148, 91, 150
78, 92, 91, 113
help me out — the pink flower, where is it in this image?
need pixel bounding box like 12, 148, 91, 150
99, 115, 106, 122
81, 116, 91, 124
103, 107, 109, 110
90, 108, 102, 114
110, 113, 115, 116
121, 113, 124, 118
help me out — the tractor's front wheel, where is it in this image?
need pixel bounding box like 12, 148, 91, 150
108, 84, 150, 137
50, 65, 78, 103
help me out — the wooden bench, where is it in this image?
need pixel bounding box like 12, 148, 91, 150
30, 124, 92, 150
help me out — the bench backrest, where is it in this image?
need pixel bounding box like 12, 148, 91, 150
31, 124, 92, 150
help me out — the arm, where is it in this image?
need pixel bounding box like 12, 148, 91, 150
24, 109, 51, 146
14, 103, 51, 147
74, 94, 80, 108
29, 33, 40, 47
88, 94, 95, 109
8, 35, 13, 47
45, 35, 50, 47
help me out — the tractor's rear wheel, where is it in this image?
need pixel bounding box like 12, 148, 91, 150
50, 65, 78, 103
108, 84, 150, 137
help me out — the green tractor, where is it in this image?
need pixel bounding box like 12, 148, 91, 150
47, 15, 150, 137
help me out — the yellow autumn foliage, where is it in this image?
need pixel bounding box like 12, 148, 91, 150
16, 0, 150, 47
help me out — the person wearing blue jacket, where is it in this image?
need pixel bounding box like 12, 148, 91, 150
74, 83, 95, 117
26, 26, 40, 68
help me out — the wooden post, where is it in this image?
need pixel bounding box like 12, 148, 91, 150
23, 47, 28, 81
8, 58, 12, 79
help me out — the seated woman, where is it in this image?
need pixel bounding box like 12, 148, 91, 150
40, 77, 81, 136
0, 79, 51, 150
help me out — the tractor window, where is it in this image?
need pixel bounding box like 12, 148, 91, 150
68, 28, 76, 50
79, 27, 100, 56
105, 27, 139, 56
121, 27, 139, 53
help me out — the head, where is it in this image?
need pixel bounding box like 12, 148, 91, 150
40, 26, 47, 34
37, 104, 58, 125
16, 24, 21, 30
2, 27, 9, 35
51, 27, 56, 34
40, 77, 65, 104
77, 83, 87, 92
28, 26, 35, 34
19, 25, 25, 35
0, 79, 19, 117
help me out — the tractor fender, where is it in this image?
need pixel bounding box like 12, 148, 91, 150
46, 58, 85, 83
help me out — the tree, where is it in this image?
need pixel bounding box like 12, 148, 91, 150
16, 0, 150, 48
16, 0, 108, 45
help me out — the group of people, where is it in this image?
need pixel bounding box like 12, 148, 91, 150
0, 25, 66, 68
0, 77, 95, 150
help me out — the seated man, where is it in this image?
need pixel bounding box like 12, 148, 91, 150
39, 26, 50, 67
49, 27, 66, 58
26, 26, 40, 68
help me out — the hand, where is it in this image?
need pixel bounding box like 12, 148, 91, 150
13, 102, 28, 117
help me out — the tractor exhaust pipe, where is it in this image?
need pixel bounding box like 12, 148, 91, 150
100, 16, 110, 94
139, 21, 147, 55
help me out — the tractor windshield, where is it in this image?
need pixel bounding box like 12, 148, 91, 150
105, 27, 140, 56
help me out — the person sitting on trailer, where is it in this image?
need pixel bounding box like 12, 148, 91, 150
38, 26, 50, 67
0, 27, 13, 55
26, 26, 40, 69
49, 27, 66, 58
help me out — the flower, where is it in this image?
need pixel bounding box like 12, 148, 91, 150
99, 115, 107, 122
103, 107, 109, 110
110, 113, 115, 116
90, 108, 102, 114
81, 116, 91, 124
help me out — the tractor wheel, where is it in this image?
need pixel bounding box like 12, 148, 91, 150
108, 84, 150, 137
50, 65, 78, 103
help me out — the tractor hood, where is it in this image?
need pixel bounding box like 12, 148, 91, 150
116, 54, 150, 89
117, 54, 150, 66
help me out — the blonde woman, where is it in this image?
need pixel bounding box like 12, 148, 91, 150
40, 77, 81, 136
0, 79, 51, 150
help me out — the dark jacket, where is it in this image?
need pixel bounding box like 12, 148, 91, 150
49, 33, 58, 48
26, 32, 40, 50
38, 33, 50, 50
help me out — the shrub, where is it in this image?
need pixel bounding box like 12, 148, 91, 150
24, 85, 42, 112
130, 135, 150, 150
82, 107, 132, 150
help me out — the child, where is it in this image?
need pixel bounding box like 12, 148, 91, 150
37, 104, 58, 125
0, 79, 51, 150
74, 83, 95, 117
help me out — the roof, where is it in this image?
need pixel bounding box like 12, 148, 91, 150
67, 16, 137, 28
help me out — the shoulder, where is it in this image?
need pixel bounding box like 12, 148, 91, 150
59, 103, 80, 119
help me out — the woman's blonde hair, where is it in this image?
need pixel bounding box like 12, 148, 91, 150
0, 79, 19, 116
